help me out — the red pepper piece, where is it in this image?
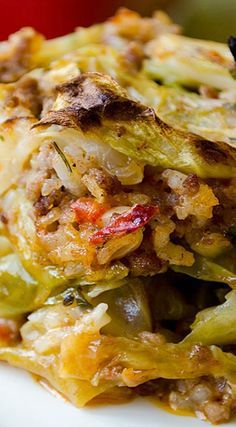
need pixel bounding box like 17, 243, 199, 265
0, 319, 17, 342
90, 204, 159, 244
72, 197, 106, 224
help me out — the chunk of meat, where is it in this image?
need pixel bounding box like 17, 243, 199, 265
82, 168, 121, 197
125, 250, 166, 276
9, 75, 42, 116
34, 188, 64, 216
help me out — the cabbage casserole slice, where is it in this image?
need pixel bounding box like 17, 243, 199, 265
0, 8, 236, 424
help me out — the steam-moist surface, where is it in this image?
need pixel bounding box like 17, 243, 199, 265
0, 7, 236, 425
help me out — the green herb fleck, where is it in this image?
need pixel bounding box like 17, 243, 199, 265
45, 287, 91, 308
52, 141, 72, 172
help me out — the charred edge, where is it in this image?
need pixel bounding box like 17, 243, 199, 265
37, 100, 154, 132
55, 72, 125, 97
35, 72, 236, 169
36, 72, 155, 131
195, 139, 236, 165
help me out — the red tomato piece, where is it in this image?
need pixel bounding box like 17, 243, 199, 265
90, 204, 159, 244
0, 319, 17, 342
72, 197, 106, 224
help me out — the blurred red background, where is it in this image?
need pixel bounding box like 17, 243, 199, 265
0, 0, 124, 40
1, 0, 235, 42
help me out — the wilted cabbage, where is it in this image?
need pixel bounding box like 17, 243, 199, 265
0, 8, 235, 423
144, 34, 236, 90
173, 253, 236, 289
90, 278, 152, 337
183, 290, 236, 346
37, 72, 236, 179
1, 302, 236, 407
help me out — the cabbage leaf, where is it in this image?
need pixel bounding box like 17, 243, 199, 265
0, 254, 38, 316
38, 72, 236, 179
173, 253, 236, 288
90, 278, 152, 337
1, 300, 236, 405
183, 290, 236, 345
42, 44, 236, 146
0, 252, 67, 317
144, 34, 236, 90
0, 189, 67, 315
1, 331, 236, 403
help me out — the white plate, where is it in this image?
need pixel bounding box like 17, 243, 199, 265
0, 363, 233, 427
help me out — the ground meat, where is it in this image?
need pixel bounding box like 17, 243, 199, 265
203, 401, 230, 424
169, 377, 234, 424
125, 249, 166, 276
24, 144, 56, 202
82, 168, 122, 198
207, 178, 236, 233
0, 28, 42, 82
135, 376, 235, 424
34, 188, 64, 216
9, 75, 42, 116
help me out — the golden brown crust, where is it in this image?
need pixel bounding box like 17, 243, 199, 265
195, 139, 236, 164
37, 72, 153, 131
36, 72, 236, 171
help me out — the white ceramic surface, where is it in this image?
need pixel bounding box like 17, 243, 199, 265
0, 363, 233, 427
